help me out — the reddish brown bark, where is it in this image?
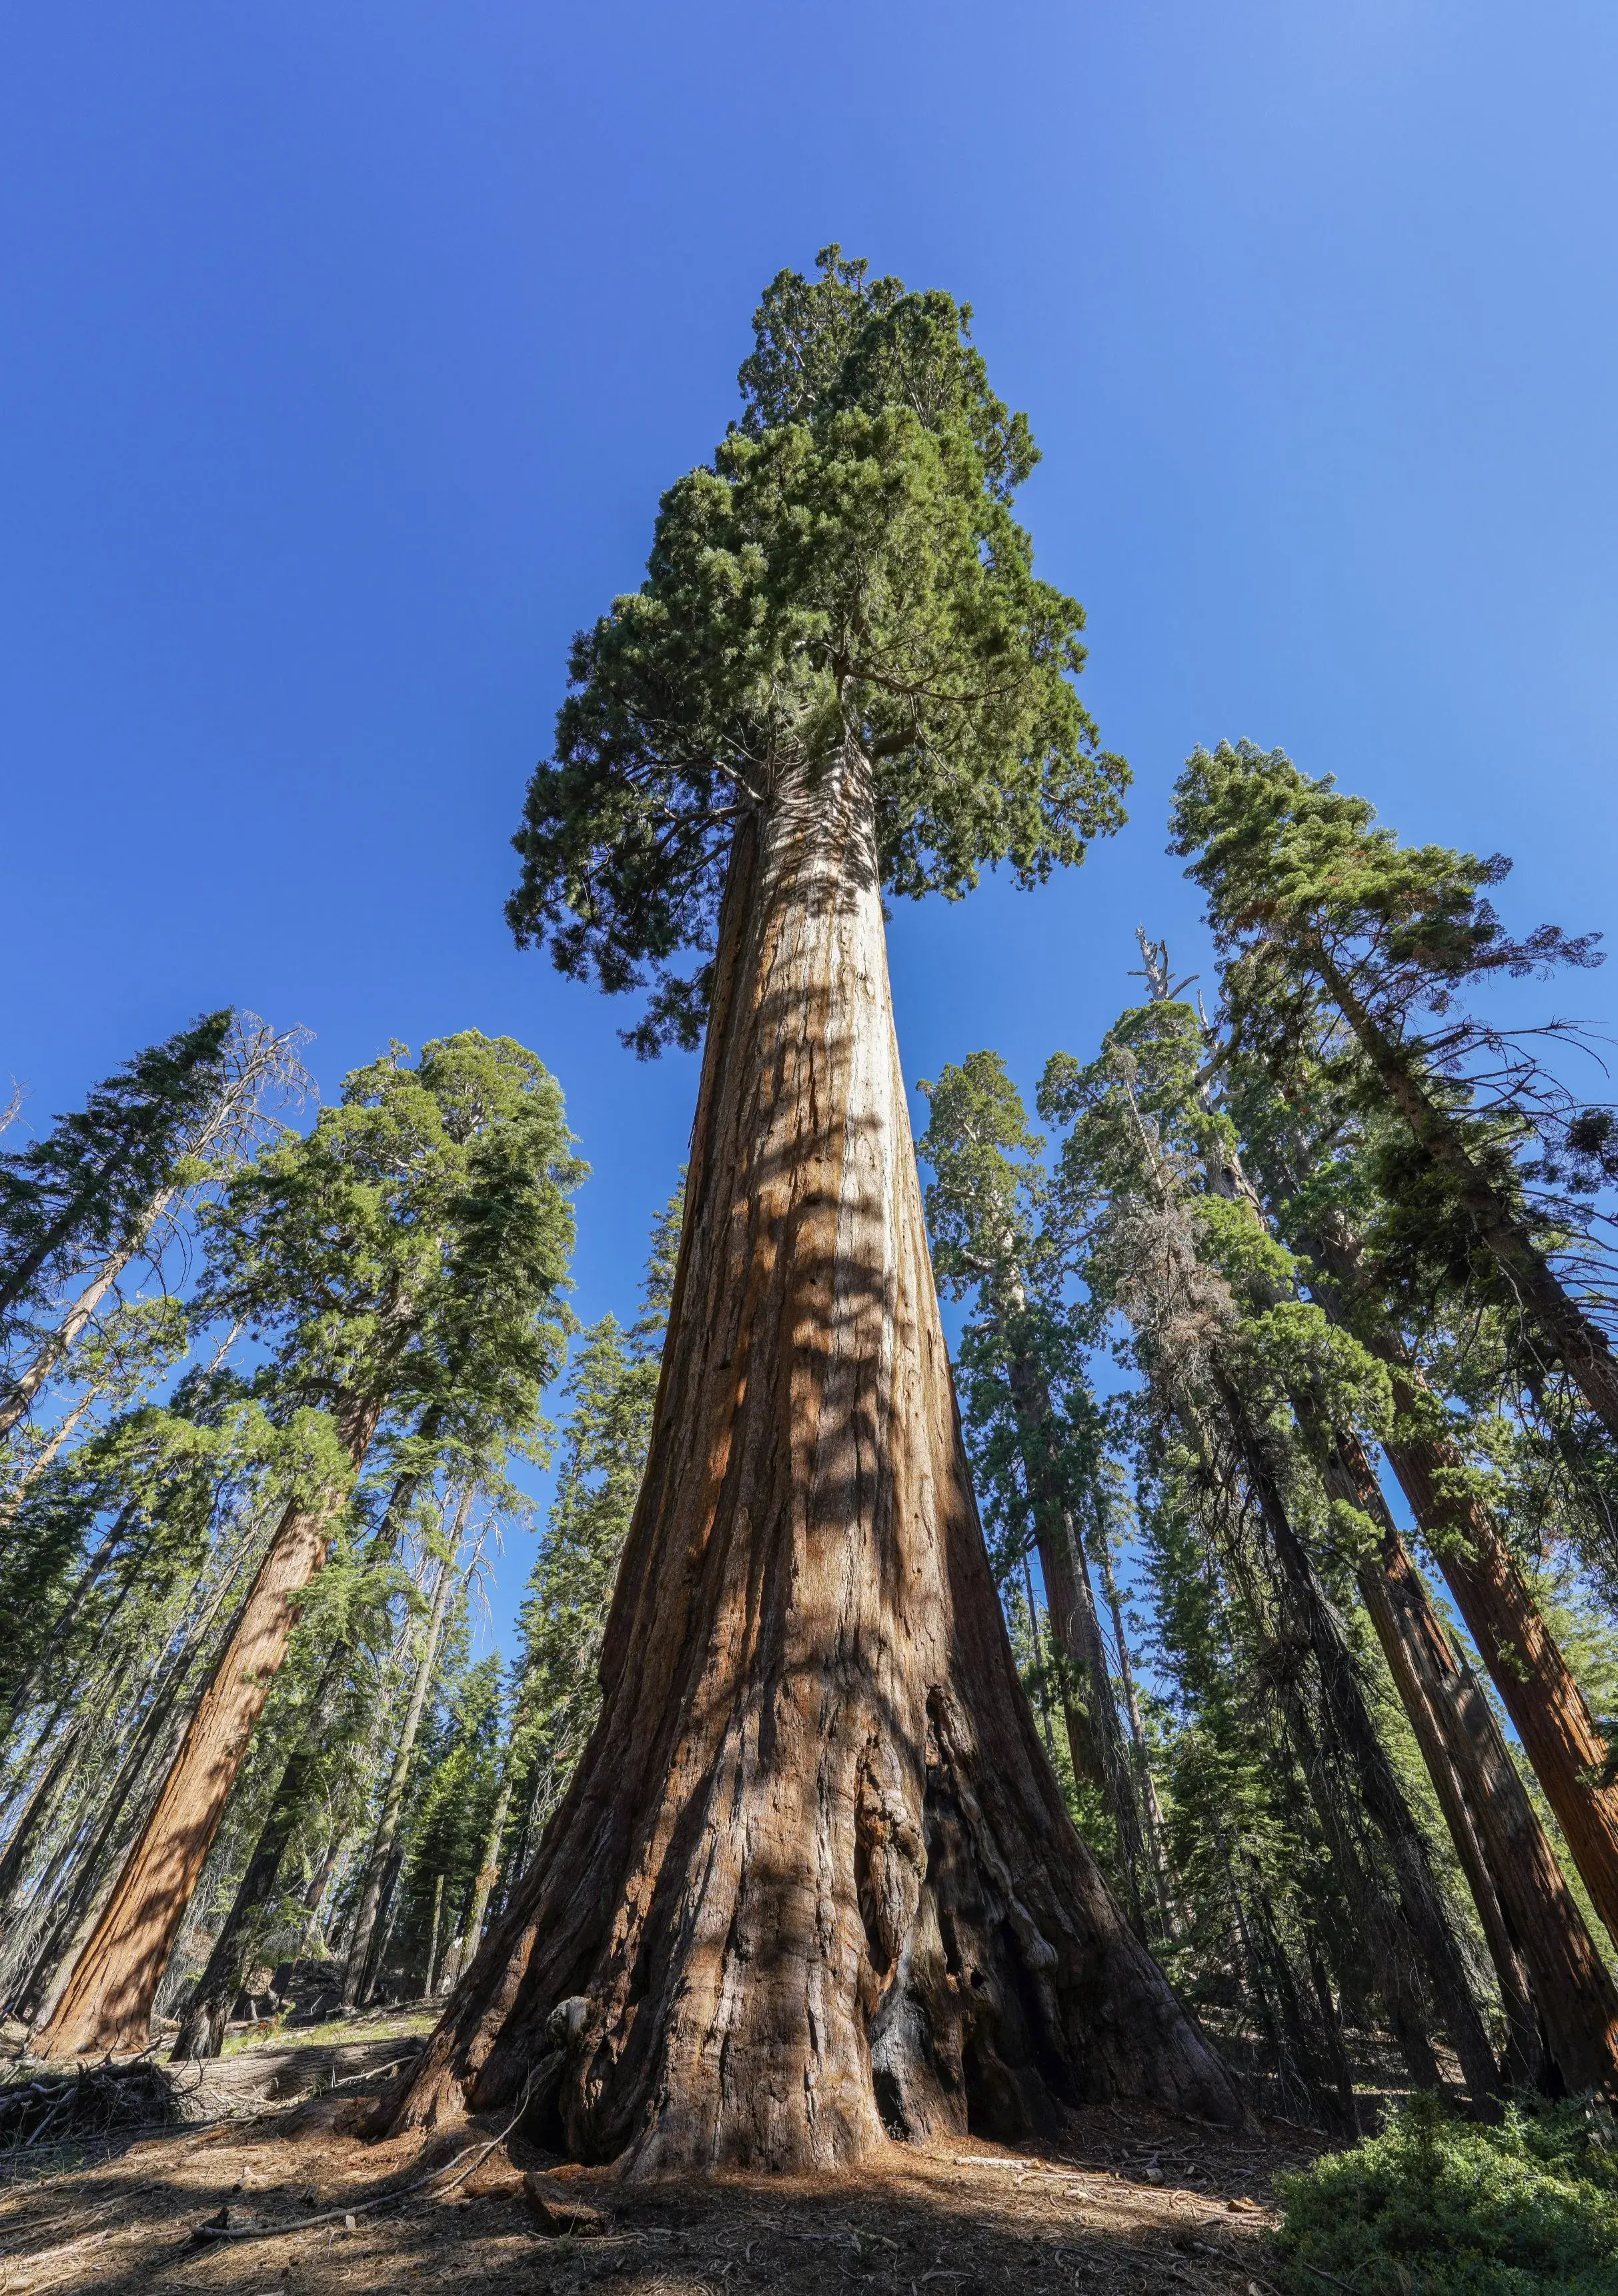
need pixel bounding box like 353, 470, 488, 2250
389, 747, 1241, 2173
1381, 1393, 1618, 1952
35, 1437, 372, 2058
1326, 1429, 1618, 2095
1297, 1227, 1618, 1958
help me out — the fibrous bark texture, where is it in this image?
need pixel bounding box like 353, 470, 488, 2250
1325, 1430, 1618, 2095
1383, 1401, 1618, 1954
390, 747, 1240, 2173
36, 1478, 357, 2058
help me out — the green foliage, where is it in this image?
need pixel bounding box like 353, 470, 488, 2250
1275, 2094, 1618, 2295
505, 1183, 681, 1842
508, 247, 1126, 1053
0, 1011, 234, 1338
1170, 740, 1601, 1037
198, 1031, 583, 1473
916, 1052, 1096, 1582
387, 1652, 506, 1974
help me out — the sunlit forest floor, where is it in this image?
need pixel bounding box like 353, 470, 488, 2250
0, 2013, 1335, 2294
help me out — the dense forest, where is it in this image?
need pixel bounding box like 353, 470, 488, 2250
6, 251, 1618, 2283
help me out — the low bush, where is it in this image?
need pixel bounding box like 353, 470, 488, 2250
1273, 2091, 1618, 2295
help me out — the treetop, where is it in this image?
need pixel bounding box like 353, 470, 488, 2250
1170, 739, 1601, 1037
508, 249, 1128, 1054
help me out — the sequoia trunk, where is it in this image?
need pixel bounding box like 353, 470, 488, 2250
1383, 1402, 1618, 1950
388, 743, 1240, 2173
1303, 1230, 1618, 1954
1323, 1427, 1618, 2094
35, 1449, 371, 2057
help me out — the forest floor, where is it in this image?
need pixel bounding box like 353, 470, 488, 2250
0, 2017, 1327, 2296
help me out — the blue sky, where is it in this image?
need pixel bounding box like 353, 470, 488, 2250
5, 2, 1617, 1650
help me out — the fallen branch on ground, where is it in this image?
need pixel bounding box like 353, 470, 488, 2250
192, 2069, 536, 2247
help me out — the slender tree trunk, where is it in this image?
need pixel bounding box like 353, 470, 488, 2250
1321, 1426, 1618, 2092
0, 1189, 185, 1445
0, 1688, 117, 1916
300, 1830, 348, 1961
388, 744, 1241, 2173
368, 1849, 408, 2002
1239, 1835, 1359, 2132
343, 1534, 462, 2006
0, 1669, 135, 2002
35, 1410, 380, 2057
461, 1772, 515, 1973
999, 1341, 1106, 1790
169, 1444, 440, 2058
424, 1872, 446, 1998
1303, 1231, 1618, 1952
1095, 1532, 1178, 1936
1205, 1369, 1501, 2098
999, 1333, 1150, 1928
1313, 944, 1618, 1443
0, 1386, 101, 1536
1020, 1548, 1059, 1762
2, 1510, 135, 1726
0, 1151, 147, 1329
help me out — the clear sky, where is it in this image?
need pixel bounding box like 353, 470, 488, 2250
5, 3, 1617, 1648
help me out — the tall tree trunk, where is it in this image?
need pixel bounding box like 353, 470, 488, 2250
170, 1666, 350, 2058
0, 1668, 135, 2003
387, 745, 1241, 2172
1321, 1425, 1618, 2093
1312, 944, 1618, 1443
1303, 1230, 1618, 1952
1382, 1393, 1618, 1952
1204, 1369, 1501, 2099
35, 1410, 380, 2057
0, 1239, 166, 1444
1094, 1532, 1178, 1937
997, 1329, 1150, 1930
17, 1508, 274, 2023
343, 1530, 463, 2005
461, 1771, 515, 1974
2, 1509, 137, 1728
424, 1872, 446, 1997
0, 1385, 102, 1536
169, 1444, 439, 2058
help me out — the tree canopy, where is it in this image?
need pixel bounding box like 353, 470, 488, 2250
508, 247, 1128, 1051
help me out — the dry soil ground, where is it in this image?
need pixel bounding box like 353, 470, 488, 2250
0, 2021, 1319, 2296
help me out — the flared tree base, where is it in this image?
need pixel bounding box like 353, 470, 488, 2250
388, 752, 1241, 2173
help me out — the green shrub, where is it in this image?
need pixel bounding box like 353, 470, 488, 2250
1273, 2092, 1618, 2295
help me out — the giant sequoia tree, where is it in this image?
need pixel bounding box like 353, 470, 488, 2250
389, 252, 1240, 2171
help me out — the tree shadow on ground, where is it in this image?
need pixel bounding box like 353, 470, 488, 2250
0, 2077, 1321, 2296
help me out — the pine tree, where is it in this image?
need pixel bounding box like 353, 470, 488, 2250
1170, 740, 1618, 1442
0, 1013, 301, 1442
916, 1053, 1152, 1929
35, 1032, 580, 2057
1203, 928, 1618, 2013
1040, 997, 1507, 2098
